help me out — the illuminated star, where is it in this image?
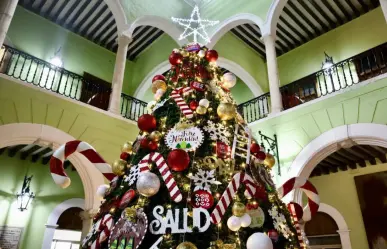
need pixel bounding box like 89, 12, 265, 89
171, 5, 219, 44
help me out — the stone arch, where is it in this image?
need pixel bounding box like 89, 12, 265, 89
0, 123, 104, 211
41, 198, 85, 249
312, 203, 352, 249
134, 57, 264, 100
262, 0, 289, 36
207, 13, 264, 49
125, 15, 187, 46
103, 0, 129, 32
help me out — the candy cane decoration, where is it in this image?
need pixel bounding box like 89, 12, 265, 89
138, 152, 183, 203
277, 177, 320, 222
288, 203, 305, 248
86, 214, 114, 249
50, 140, 115, 188
211, 172, 257, 224
171, 87, 194, 118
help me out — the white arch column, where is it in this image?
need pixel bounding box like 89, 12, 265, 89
108, 34, 132, 115
381, 0, 387, 23
0, 0, 18, 47
262, 34, 283, 114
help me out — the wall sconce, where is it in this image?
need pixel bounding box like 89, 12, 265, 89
16, 175, 35, 211
322, 52, 334, 70
49, 47, 63, 68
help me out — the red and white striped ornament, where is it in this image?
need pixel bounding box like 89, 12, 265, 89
170, 87, 194, 118
288, 203, 305, 248
88, 214, 114, 249
211, 172, 258, 224
50, 140, 115, 188
138, 152, 183, 203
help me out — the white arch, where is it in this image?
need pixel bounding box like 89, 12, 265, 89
134, 57, 263, 100
0, 123, 104, 211
262, 0, 288, 36
103, 0, 129, 32
42, 198, 85, 249
207, 13, 264, 49
311, 203, 352, 249
125, 15, 187, 46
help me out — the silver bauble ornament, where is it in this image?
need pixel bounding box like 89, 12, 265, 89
136, 172, 160, 197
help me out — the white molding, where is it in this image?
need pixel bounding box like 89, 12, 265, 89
0, 74, 136, 125
207, 13, 264, 49
314, 203, 352, 249
262, 0, 288, 36
103, 0, 129, 32
42, 198, 85, 249
134, 57, 263, 100
0, 123, 105, 211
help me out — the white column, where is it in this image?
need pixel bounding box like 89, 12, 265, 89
381, 0, 387, 23
0, 0, 18, 47
41, 224, 58, 249
337, 229, 352, 249
262, 34, 283, 114
108, 34, 132, 115
80, 209, 98, 240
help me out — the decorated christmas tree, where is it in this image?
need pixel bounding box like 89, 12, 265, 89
49, 8, 320, 249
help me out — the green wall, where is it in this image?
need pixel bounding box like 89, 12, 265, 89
310, 164, 387, 249
0, 153, 84, 249
278, 7, 387, 86
7, 7, 134, 94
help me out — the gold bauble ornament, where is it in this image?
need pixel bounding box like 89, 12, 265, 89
124, 207, 137, 221
264, 153, 276, 169
217, 102, 236, 121
177, 242, 198, 249
121, 141, 133, 153
196, 105, 207, 115
151, 80, 167, 94
149, 131, 162, 141
112, 159, 126, 176
181, 50, 189, 57
232, 202, 246, 217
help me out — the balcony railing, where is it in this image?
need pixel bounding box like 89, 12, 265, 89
0, 44, 146, 122
239, 42, 387, 123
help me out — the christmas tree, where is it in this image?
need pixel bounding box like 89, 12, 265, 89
72, 43, 310, 249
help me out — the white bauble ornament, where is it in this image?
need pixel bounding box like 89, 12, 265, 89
147, 101, 157, 112
227, 216, 241, 232
198, 50, 206, 58
154, 89, 165, 100
173, 48, 179, 53
199, 99, 210, 108
222, 72, 237, 89
240, 213, 252, 227
136, 172, 161, 197
96, 184, 109, 198
246, 233, 273, 249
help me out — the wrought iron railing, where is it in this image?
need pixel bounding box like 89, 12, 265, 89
239, 42, 387, 123
120, 93, 148, 121
0, 44, 146, 122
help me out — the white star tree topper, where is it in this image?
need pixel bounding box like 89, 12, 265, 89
171, 5, 219, 44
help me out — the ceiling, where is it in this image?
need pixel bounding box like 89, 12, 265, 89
18, 0, 164, 61
232, 0, 380, 58
0, 144, 75, 170
310, 145, 387, 177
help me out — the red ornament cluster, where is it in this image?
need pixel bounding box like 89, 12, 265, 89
138, 114, 157, 132
205, 50, 218, 62
250, 142, 267, 160
167, 149, 190, 171
169, 52, 183, 65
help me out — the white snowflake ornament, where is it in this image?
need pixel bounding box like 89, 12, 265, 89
269, 206, 292, 239
189, 169, 221, 192
124, 165, 140, 186
204, 120, 231, 144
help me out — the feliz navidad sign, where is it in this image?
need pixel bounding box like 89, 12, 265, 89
165, 127, 203, 151
149, 206, 211, 234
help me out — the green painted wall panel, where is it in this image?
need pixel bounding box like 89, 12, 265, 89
278, 8, 387, 86
327, 105, 345, 127
311, 109, 333, 134
0, 153, 84, 249
373, 99, 387, 124
343, 98, 359, 125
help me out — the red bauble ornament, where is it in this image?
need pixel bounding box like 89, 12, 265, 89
167, 149, 190, 171
137, 114, 157, 132
148, 140, 158, 151
152, 74, 165, 83
216, 141, 231, 159
268, 229, 279, 242
205, 50, 218, 62
250, 143, 260, 154
246, 199, 259, 210
256, 151, 267, 160
287, 202, 304, 220
119, 189, 136, 209
192, 190, 214, 209
120, 152, 129, 160
189, 100, 199, 110
140, 138, 149, 149
169, 52, 183, 65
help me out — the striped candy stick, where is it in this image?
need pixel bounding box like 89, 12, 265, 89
90, 214, 114, 249
170, 86, 194, 119
288, 203, 305, 248
138, 152, 183, 203
210, 172, 258, 224
50, 140, 115, 188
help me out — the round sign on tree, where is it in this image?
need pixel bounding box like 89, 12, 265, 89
165, 126, 204, 151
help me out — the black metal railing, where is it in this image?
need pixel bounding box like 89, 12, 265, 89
120, 93, 148, 121
0, 44, 146, 122
239, 42, 387, 123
